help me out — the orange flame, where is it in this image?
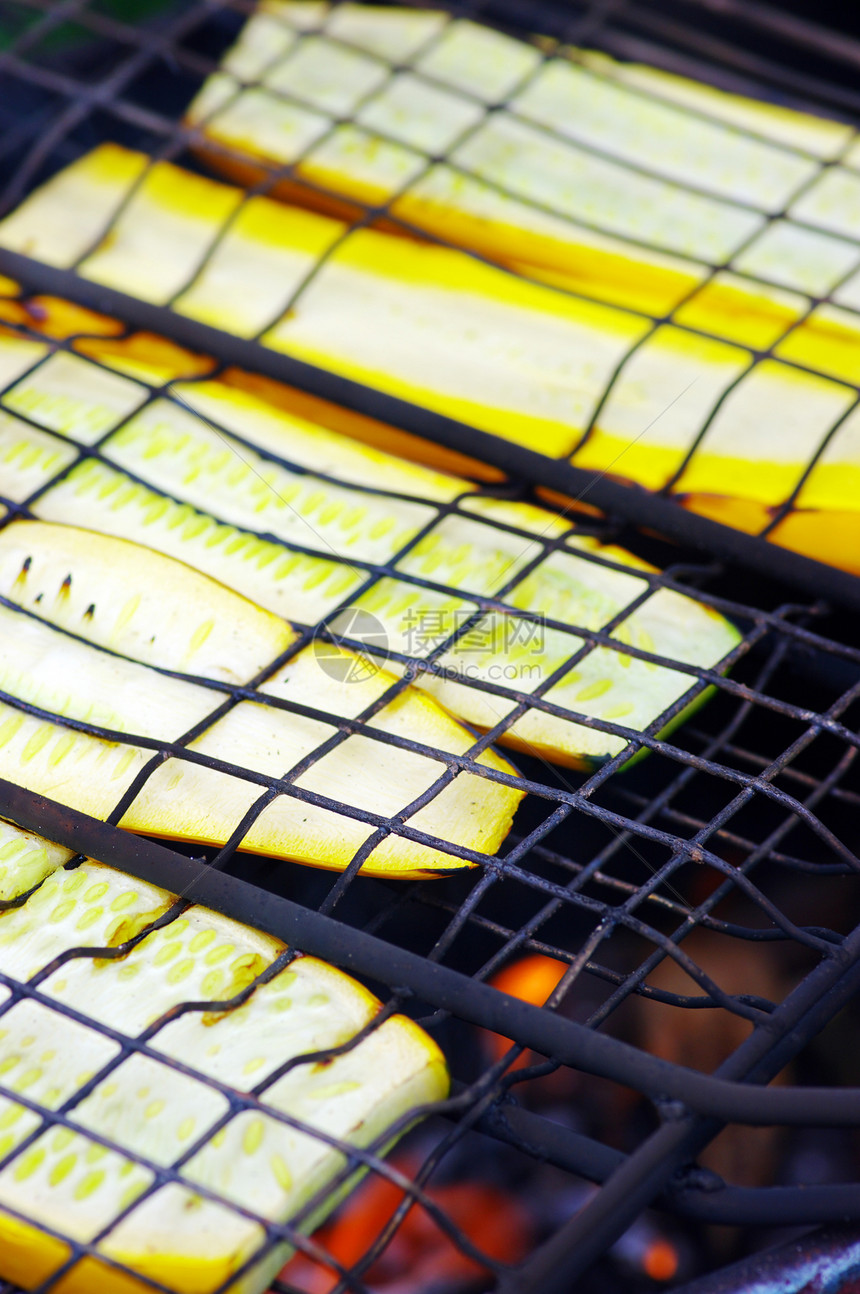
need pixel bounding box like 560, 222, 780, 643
483, 954, 568, 1067
279, 1159, 532, 1294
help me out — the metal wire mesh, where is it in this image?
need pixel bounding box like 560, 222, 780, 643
0, 3, 857, 1293
0, 268, 858, 1294
2, 0, 860, 601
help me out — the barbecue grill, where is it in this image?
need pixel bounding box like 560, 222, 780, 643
0, 2, 859, 1292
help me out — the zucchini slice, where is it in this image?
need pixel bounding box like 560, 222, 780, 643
0, 416, 78, 504
38, 457, 370, 625
0, 144, 649, 457
0, 519, 295, 684
1, 348, 148, 445
0, 521, 522, 876
0, 818, 74, 902
186, 5, 845, 316
0, 854, 448, 1293
26, 371, 741, 769
0, 332, 50, 391
4, 146, 859, 579
398, 510, 741, 766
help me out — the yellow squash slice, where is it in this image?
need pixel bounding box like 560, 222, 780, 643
184, 3, 858, 353
0, 818, 75, 902
0, 521, 521, 876
0, 849, 448, 1293
187, 2, 846, 302
4, 356, 741, 768
180, 3, 860, 573
0, 144, 650, 458
2, 141, 859, 576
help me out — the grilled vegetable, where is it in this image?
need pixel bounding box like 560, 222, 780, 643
2, 144, 858, 578
0, 817, 74, 901
0, 521, 522, 876
0, 143, 649, 457
0, 317, 739, 766
188, 3, 845, 287
13, 353, 740, 768
0, 850, 448, 1293
179, 2, 860, 574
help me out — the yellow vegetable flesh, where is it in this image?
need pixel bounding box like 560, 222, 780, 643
0, 326, 740, 768
0, 846, 448, 1293
172, 4, 860, 573
0, 521, 522, 876
0, 144, 652, 458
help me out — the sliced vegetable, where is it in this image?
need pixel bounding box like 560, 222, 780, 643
1, 347, 148, 443
0, 415, 77, 504
185, 5, 851, 319
0, 852, 448, 1293
0, 521, 522, 875
37, 456, 370, 625
0, 144, 650, 457
23, 372, 740, 768
181, 4, 860, 572
398, 510, 740, 766
0, 331, 50, 389
186, 3, 841, 269
0, 520, 294, 683
2, 142, 858, 579
0, 818, 74, 902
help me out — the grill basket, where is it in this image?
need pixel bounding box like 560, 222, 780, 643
0, 3, 859, 1293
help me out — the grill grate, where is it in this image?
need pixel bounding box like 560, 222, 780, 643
3, 0, 860, 602
0, 3, 857, 1293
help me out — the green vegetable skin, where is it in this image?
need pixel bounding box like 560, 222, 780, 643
0, 824, 448, 1294
0, 322, 740, 768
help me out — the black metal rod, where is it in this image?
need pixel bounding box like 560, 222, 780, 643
2, 778, 860, 1129
673, 1186, 860, 1227
673, 1223, 860, 1294
2, 248, 860, 613
497, 911, 860, 1293
476, 1100, 860, 1225
673, 0, 860, 69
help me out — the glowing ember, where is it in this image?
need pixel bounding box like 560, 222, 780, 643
643, 1238, 680, 1283
279, 1158, 533, 1293
483, 954, 569, 1067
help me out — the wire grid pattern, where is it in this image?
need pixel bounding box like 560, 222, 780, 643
0, 870, 454, 1294
0, 278, 856, 1293
0, 4, 855, 1292
2, 0, 860, 552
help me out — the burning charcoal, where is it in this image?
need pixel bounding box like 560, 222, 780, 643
280, 1152, 533, 1294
